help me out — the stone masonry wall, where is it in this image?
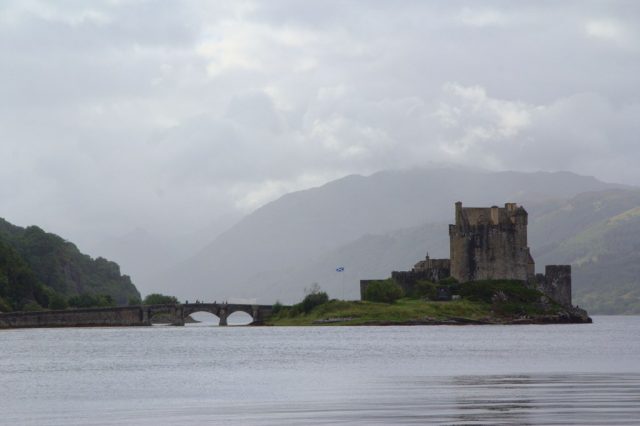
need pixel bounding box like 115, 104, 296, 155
449, 202, 532, 283
539, 265, 572, 306
0, 306, 147, 329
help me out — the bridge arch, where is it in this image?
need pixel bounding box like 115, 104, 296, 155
185, 311, 221, 326
181, 303, 273, 326
227, 311, 253, 325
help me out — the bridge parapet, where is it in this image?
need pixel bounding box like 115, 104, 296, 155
0, 302, 275, 329
0, 305, 147, 329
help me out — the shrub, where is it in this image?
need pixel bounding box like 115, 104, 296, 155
128, 297, 142, 305
22, 301, 44, 311
68, 293, 116, 308
410, 280, 437, 299
48, 293, 68, 310
0, 296, 12, 312
142, 293, 179, 305
272, 301, 284, 315
458, 280, 539, 304
364, 279, 403, 304
301, 291, 329, 313
438, 276, 459, 286
286, 284, 331, 315
288, 305, 302, 317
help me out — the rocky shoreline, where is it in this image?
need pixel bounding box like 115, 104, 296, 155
311, 307, 592, 326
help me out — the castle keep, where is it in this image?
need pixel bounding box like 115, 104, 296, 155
449, 202, 534, 283
361, 202, 573, 307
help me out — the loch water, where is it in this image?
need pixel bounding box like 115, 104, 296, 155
1, 316, 639, 425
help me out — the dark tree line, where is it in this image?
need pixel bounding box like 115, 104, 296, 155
0, 217, 141, 312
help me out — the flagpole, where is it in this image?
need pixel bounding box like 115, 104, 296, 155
336, 266, 345, 300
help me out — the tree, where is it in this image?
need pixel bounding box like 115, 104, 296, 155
128, 296, 142, 305
0, 239, 45, 310
272, 300, 284, 314
0, 218, 141, 306
143, 293, 179, 305
300, 284, 329, 313
364, 280, 403, 303
68, 293, 116, 308
48, 293, 68, 310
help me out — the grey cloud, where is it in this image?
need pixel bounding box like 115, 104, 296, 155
0, 0, 639, 256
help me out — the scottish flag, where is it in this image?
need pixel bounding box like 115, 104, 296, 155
336, 266, 345, 272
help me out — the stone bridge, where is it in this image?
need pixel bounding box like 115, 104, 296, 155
0, 303, 275, 329
148, 303, 274, 326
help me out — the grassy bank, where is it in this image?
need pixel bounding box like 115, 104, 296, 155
266, 279, 589, 326
267, 298, 493, 326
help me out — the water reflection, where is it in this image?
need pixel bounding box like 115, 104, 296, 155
181, 373, 640, 425
187, 311, 253, 326
369, 373, 640, 425
2, 317, 640, 425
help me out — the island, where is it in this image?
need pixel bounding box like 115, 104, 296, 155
266, 279, 591, 326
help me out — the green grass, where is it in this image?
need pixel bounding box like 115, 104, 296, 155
267, 298, 494, 326
268, 279, 563, 326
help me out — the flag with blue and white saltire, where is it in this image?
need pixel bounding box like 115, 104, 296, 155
336, 266, 344, 272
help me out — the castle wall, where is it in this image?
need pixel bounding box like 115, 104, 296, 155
393, 267, 450, 289
449, 202, 533, 283
360, 280, 376, 300
360, 265, 450, 300
361, 202, 574, 308
539, 265, 572, 306
412, 257, 450, 274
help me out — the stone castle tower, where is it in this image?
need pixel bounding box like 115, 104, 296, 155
361, 201, 573, 307
449, 202, 535, 282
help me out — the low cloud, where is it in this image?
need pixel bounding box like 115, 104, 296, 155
0, 0, 638, 251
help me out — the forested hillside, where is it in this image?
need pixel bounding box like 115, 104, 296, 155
0, 218, 140, 312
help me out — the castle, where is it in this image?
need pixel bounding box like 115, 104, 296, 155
361, 202, 573, 306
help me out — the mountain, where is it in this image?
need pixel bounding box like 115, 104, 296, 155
263, 222, 451, 301
530, 189, 640, 314
282, 188, 640, 313
90, 228, 177, 298
88, 213, 241, 297
157, 167, 624, 303
0, 218, 140, 311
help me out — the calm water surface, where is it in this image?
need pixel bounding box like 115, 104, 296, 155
1, 316, 639, 425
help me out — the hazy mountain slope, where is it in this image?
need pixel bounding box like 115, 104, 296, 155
0, 218, 140, 308
89, 213, 241, 297
264, 223, 450, 302
287, 188, 640, 313
530, 190, 640, 314
158, 168, 623, 302
91, 228, 177, 297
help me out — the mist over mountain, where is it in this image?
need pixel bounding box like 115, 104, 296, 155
90, 213, 241, 297
279, 188, 640, 313
155, 167, 625, 305
531, 189, 640, 313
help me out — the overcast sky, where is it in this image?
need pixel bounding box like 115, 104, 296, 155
1, 1, 639, 250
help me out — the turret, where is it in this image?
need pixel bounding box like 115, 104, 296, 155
490, 205, 499, 225
455, 201, 463, 226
